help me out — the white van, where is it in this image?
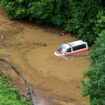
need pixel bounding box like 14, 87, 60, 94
54, 40, 88, 57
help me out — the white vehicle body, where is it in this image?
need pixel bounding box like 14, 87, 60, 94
54, 40, 88, 57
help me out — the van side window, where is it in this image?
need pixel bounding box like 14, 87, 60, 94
66, 48, 71, 53
73, 44, 86, 51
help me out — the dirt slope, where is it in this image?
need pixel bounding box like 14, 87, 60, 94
0, 10, 89, 105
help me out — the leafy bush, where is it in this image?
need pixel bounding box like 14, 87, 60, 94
0, 73, 31, 105
82, 12, 105, 105
82, 30, 105, 105
1, 0, 105, 44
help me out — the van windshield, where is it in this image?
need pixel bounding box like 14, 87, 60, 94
57, 46, 67, 54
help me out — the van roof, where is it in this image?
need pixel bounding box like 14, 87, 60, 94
62, 44, 70, 49
68, 40, 86, 47
60, 40, 87, 49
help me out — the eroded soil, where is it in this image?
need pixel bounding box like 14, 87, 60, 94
0, 10, 89, 105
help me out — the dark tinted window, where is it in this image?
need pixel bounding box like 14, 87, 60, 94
66, 48, 71, 53
73, 44, 86, 51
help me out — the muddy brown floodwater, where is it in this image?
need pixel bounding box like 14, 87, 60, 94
0, 10, 89, 105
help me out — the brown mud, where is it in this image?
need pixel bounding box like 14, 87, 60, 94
0, 10, 89, 105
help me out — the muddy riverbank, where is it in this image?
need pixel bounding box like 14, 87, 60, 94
0, 10, 89, 105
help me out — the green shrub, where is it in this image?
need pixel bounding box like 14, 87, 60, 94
1, 0, 105, 44
82, 30, 105, 105
0, 73, 31, 105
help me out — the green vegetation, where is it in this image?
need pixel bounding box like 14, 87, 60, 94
0, 0, 105, 44
0, 73, 31, 105
82, 11, 105, 105
83, 30, 105, 105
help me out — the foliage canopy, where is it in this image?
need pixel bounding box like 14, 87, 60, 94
0, 0, 105, 44
83, 29, 105, 105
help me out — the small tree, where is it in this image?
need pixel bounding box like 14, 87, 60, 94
83, 30, 105, 105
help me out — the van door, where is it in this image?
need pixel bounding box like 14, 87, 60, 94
65, 48, 72, 54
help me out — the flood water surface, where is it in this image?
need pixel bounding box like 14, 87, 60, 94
0, 11, 89, 105
27, 47, 88, 81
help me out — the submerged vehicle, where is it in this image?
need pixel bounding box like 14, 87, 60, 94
54, 40, 88, 57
